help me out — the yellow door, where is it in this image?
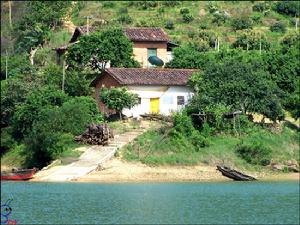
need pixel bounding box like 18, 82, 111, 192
150, 98, 159, 114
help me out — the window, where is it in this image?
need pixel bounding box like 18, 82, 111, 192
138, 97, 141, 104
177, 96, 185, 106
147, 48, 157, 68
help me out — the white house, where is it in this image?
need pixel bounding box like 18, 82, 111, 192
91, 68, 197, 117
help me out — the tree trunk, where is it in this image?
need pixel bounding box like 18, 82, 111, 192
29, 47, 39, 65
119, 111, 122, 120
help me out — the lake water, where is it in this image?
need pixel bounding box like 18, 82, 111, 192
1, 181, 299, 224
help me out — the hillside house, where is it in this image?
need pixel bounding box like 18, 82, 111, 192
91, 68, 197, 117
55, 27, 178, 68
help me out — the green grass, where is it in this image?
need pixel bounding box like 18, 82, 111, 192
68, 1, 295, 46
122, 124, 299, 171
1, 144, 28, 169
109, 120, 143, 135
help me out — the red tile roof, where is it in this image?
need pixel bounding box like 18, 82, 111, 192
124, 28, 169, 42
91, 68, 198, 87
70, 26, 169, 43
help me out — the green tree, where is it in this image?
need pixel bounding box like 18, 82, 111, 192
15, 1, 72, 53
100, 87, 139, 120
165, 45, 216, 69
67, 28, 140, 71
23, 96, 103, 168
232, 31, 270, 50
12, 87, 69, 139
231, 17, 253, 30
189, 59, 284, 122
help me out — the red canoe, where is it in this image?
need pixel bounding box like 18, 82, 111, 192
1, 168, 36, 181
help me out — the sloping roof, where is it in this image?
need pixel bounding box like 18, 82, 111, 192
91, 68, 198, 87
124, 28, 169, 42
70, 26, 97, 42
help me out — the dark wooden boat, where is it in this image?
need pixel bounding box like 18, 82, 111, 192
1, 168, 36, 181
217, 165, 256, 181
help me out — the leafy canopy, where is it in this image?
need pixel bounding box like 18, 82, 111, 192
189, 59, 284, 122
100, 87, 139, 118
67, 28, 140, 71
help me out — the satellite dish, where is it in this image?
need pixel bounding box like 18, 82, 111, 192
148, 56, 164, 67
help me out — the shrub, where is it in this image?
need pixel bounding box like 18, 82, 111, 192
207, 2, 218, 14
60, 96, 104, 135
117, 14, 133, 24
199, 22, 209, 29
270, 22, 287, 33
252, 2, 269, 12
129, 1, 158, 10
180, 8, 189, 15
198, 31, 217, 47
119, 7, 128, 14
102, 1, 115, 8
187, 39, 210, 52
1, 127, 16, 156
165, 20, 175, 30
251, 14, 263, 24
232, 31, 270, 50
12, 87, 69, 138
182, 14, 194, 23
24, 96, 103, 168
235, 140, 272, 166
162, 1, 180, 7
231, 17, 253, 30
172, 111, 209, 149
212, 12, 228, 26
273, 1, 299, 17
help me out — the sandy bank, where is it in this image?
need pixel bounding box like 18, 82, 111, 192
74, 158, 299, 183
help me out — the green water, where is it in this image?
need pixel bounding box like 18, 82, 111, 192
1, 181, 299, 224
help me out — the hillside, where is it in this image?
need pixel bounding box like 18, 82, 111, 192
71, 1, 298, 45
1, 1, 299, 172
1, 1, 299, 54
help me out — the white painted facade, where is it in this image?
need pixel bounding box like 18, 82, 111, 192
122, 85, 194, 118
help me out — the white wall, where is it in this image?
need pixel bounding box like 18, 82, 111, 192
122, 85, 194, 117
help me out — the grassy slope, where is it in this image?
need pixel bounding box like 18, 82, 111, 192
122, 124, 299, 170
71, 1, 296, 46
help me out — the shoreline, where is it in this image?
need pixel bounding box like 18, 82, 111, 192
66, 158, 299, 183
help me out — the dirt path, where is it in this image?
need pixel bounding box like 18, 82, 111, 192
33, 130, 146, 182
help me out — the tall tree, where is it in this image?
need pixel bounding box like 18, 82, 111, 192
67, 28, 140, 71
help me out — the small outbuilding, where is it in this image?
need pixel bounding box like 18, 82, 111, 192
90, 68, 198, 117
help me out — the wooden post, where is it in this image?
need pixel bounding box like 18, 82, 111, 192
259, 33, 262, 55
5, 50, 8, 80
8, 1, 12, 29
215, 38, 217, 51
62, 59, 65, 92
85, 16, 92, 35
217, 38, 220, 52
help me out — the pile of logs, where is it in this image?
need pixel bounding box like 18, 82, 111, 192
74, 123, 114, 145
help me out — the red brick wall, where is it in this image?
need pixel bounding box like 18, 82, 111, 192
93, 72, 121, 113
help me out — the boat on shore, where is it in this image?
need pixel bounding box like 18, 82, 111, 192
217, 165, 256, 181
1, 168, 37, 181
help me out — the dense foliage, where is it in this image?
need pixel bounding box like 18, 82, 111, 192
67, 28, 140, 71
15, 1, 72, 52
189, 60, 284, 122
100, 87, 139, 119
